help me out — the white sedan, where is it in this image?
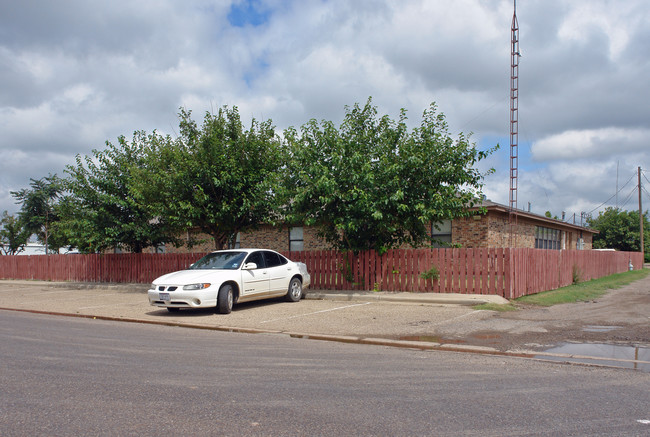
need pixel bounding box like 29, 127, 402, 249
148, 249, 311, 314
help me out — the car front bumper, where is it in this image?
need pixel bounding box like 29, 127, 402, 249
148, 287, 217, 309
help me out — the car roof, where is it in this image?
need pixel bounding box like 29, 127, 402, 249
209, 248, 279, 254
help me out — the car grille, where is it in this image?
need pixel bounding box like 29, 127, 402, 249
153, 301, 188, 306
157, 286, 178, 291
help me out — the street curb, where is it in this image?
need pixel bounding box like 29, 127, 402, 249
3, 306, 647, 372
304, 292, 501, 306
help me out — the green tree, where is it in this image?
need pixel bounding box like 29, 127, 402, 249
283, 99, 496, 253
545, 211, 559, 220
588, 207, 649, 259
131, 107, 286, 249
0, 211, 30, 255
11, 174, 67, 253
63, 133, 178, 253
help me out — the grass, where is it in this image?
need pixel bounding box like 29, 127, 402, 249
515, 268, 650, 307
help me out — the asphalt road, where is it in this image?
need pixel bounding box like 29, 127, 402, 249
2, 311, 649, 436
1, 278, 649, 371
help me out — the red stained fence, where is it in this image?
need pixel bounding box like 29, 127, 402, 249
0, 253, 205, 285
0, 249, 643, 299
286, 248, 644, 299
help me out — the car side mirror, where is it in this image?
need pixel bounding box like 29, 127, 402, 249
243, 262, 257, 270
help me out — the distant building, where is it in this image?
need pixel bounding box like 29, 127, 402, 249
2, 242, 79, 256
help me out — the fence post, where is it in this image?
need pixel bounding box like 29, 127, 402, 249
504, 248, 512, 299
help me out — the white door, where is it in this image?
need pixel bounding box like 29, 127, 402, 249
241, 251, 269, 296
263, 251, 292, 293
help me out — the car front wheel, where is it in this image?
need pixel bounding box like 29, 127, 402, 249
285, 277, 302, 302
216, 284, 234, 314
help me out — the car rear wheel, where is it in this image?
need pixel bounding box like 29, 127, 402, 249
285, 277, 302, 302
216, 284, 234, 314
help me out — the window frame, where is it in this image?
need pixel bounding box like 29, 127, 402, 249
289, 227, 304, 251
535, 226, 562, 250
430, 220, 452, 248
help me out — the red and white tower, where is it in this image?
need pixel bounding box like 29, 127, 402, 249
509, 0, 520, 246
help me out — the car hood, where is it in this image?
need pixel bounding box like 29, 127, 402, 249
153, 269, 233, 285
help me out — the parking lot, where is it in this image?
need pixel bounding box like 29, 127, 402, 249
0, 280, 491, 341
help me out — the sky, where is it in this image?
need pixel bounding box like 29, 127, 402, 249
1, 0, 649, 223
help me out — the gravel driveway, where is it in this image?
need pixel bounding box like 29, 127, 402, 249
429, 273, 650, 352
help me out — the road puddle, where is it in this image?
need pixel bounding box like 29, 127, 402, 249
538, 343, 650, 372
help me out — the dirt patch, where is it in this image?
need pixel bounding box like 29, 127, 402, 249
430, 275, 650, 352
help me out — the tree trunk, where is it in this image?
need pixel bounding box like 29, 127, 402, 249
212, 233, 227, 250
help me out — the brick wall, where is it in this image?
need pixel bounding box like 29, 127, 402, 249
160, 211, 594, 253
239, 225, 287, 251
302, 226, 333, 250
164, 225, 334, 253
487, 213, 508, 247
162, 231, 217, 253
240, 225, 333, 251
479, 210, 593, 250
453, 216, 489, 248
451, 210, 593, 250
452, 213, 535, 249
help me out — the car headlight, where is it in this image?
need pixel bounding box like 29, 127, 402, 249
183, 283, 211, 291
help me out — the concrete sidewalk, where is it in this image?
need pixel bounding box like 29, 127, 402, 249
1, 279, 647, 372
307, 289, 509, 305
2, 279, 512, 306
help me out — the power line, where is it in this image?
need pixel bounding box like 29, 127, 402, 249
642, 185, 650, 202
619, 186, 637, 210
642, 170, 650, 187
458, 97, 505, 132
586, 171, 637, 215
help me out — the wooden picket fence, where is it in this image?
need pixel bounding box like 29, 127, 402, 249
0, 248, 643, 299
286, 248, 643, 299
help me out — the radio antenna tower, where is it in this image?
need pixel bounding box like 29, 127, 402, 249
509, 0, 520, 246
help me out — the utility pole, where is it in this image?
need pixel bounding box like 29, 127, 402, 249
639, 167, 644, 257
616, 161, 619, 209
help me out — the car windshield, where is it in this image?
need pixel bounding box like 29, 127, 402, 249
189, 252, 247, 270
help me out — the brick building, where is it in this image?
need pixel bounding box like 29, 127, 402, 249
163, 200, 595, 253
455, 201, 595, 250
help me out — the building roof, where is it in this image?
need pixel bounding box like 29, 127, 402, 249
471, 200, 597, 234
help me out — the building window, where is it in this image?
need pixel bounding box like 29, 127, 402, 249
289, 227, 304, 251
431, 220, 452, 248
535, 226, 561, 250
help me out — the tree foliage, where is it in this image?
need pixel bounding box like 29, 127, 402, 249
11, 174, 67, 253
588, 207, 649, 258
131, 107, 286, 250
63, 134, 178, 253
0, 211, 30, 255
545, 211, 559, 220
283, 99, 496, 253
12, 99, 498, 255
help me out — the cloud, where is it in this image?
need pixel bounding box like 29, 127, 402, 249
0, 0, 649, 221
532, 128, 650, 161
